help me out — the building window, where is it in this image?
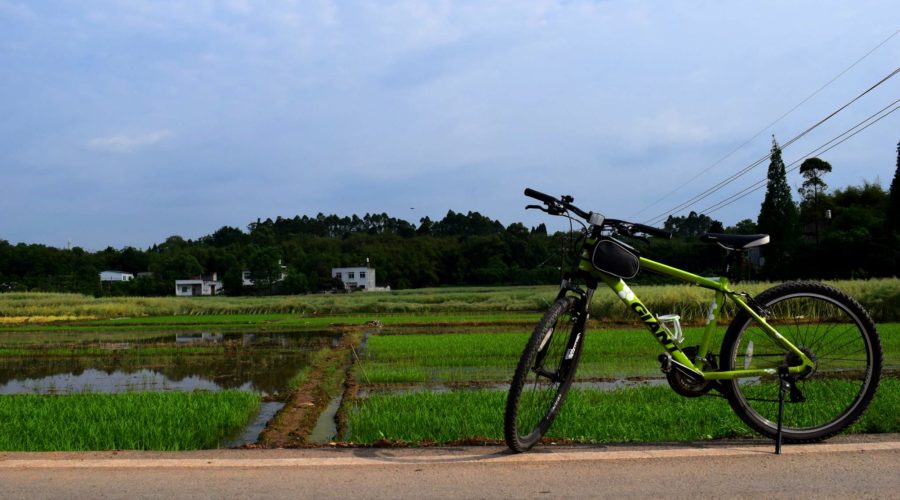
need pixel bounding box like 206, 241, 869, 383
181, 286, 189, 293
348, 272, 355, 279
359, 272, 366, 279
335, 272, 342, 279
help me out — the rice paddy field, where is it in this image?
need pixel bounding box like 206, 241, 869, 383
0, 391, 259, 451
345, 323, 900, 444
0, 281, 898, 450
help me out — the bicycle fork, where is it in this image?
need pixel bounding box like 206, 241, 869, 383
535, 286, 593, 381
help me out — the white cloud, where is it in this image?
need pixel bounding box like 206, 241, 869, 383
86, 130, 173, 153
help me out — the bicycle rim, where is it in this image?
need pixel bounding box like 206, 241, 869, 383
723, 286, 879, 441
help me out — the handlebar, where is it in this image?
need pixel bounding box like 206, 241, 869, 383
630, 223, 673, 240
523, 188, 558, 206
524, 187, 672, 239
524, 188, 591, 219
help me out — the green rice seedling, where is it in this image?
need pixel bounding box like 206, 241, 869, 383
347, 379, 900, 444
348, 390, 506, 443
362, 333, 528, 366
357, 327, 728, 385
358, 333, 524, 384
0, 390, 260, 451
362, 365, 430, 384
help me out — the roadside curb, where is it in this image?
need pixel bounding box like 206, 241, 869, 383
2, 440, 898, 469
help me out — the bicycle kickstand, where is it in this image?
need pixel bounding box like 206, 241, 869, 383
775, 367, 790, 455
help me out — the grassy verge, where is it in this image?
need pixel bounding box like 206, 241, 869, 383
0, 390, 260, 451
346, 378, 900, 444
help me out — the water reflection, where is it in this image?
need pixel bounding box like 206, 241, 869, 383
0, 368, 239, 394
0, 331, 341, 396
176, 332, 224, 344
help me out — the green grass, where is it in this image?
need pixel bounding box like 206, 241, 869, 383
346, 378, 900, 444
356, 329, 796, 384
285, 346, 336, 390
358, 323, 900, 385
2, 279, 898, 323
0, 391, 260, 451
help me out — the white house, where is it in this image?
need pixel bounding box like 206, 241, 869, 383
332, 265, 388, 291
100, 270, 134, 282
175, 273, 223, 296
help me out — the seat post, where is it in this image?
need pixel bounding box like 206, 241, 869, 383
721, 248, 750, 283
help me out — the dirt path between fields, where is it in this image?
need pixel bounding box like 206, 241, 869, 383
256, 332, 360, 448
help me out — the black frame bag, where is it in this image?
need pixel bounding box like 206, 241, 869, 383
590, 237, 640, 279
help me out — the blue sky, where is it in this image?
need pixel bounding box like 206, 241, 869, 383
2, 1, 898, 249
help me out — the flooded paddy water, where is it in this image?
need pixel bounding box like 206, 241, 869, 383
0, 329, 344, 446
0, 331, 341, 396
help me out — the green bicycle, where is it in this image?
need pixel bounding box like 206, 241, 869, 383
504, 188, 882, 453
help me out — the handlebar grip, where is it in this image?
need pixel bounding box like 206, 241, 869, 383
632, 223, 672, 239
524, 188, 558, 205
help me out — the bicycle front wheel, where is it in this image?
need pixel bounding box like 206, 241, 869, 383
504, 296, 584, 452
720, 281, 882, 442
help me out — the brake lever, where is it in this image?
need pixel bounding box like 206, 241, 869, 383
526, 204, 549, 213
547, 205, 566, 216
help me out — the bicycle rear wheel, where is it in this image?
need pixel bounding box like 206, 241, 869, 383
504, 296, 584, 452
720, 281, 882, 442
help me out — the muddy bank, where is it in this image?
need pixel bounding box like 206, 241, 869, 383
256, 333, 361, 448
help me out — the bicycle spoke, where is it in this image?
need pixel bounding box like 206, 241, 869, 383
723, 283, 880, 443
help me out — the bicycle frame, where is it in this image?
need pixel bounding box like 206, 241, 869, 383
568, 240, 816, 382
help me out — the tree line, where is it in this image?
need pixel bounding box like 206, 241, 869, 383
2, 139, 898, 296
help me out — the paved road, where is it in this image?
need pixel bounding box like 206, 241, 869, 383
3, 436, 899, 499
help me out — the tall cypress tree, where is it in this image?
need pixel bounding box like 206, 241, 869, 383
888, 139, 900, 236
757, 137, 799, 277
888, 139, 900, 274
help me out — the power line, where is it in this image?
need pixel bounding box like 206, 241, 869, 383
698, 100, 900, 217
629, 28, 900, 220
701, 101, 900, 215
643, 65, 900, 226
645, 65, 900, 225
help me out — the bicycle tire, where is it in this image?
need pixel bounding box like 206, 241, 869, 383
504, 296, 584, 452
720, 281, 882, 442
